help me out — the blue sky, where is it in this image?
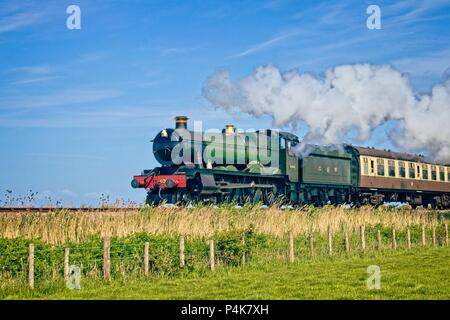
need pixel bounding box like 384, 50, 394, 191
0, 0, 449, 206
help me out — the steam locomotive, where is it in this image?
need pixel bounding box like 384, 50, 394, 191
131, 116, 450, 208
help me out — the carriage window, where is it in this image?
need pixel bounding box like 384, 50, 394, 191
448, 168, 450, 182
388, 160, 395, 177
422, 164, 429, 180
377, 159, 385, 176
439, 167, 445, 181
362, 157, 369, 175
431, 166, 437, 180
399, 161, 406, 178
408, 163, 415, 178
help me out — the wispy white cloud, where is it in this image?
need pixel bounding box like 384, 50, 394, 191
261, 0, 288, 10
9, 65, 51, 75
59, 189, 78, 198
34, 189, 78, 204
0, 88, 124, 110
13, 76, 62, 85
385, 0, 450, 26
73, 52, 110, 64
6, 64, 62, 86
292, 2, 345, 21
137, 80, 164, 88
230, 28, 305, 58
0, 11, 43, 33
0, 105, 170, 128
84, 191, 113, 199
0, 102, 232, 129
157, 45, 203, 56
393, 48, 450, 77
24, 153, 106, 161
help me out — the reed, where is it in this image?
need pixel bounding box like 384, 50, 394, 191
0, 205, 447, 246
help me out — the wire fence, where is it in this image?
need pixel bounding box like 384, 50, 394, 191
0, 222, 448, 289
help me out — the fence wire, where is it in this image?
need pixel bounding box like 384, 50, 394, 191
0, 224, 448, 285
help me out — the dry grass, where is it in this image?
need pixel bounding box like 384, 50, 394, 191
0, 205, 448, 245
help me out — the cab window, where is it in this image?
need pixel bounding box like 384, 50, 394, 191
280, 137, 286, 150
287, 141, 296, 156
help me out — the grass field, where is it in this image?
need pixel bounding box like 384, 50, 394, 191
2, 248, 449, 300
0, 206, 449, 300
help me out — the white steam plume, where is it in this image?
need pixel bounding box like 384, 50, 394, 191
202, 64, 450, 162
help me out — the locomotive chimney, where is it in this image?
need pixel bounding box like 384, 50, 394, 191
175, 116, 188, 129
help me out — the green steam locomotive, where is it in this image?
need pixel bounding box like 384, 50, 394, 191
131, 116, 450, 208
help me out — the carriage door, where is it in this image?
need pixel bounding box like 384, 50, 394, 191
286, 140, 299, 182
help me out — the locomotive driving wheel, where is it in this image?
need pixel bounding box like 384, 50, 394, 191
146, 192, 160, 206
223, 189, 234, 203
242, 186, 256, 204
263, 184, 279, 206
187, 177, 203, 203
176, 189, 192, 205
253, 188, 263, 204
233, 189, 244, 205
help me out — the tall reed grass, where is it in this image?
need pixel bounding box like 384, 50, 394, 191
0, 205, 448, 245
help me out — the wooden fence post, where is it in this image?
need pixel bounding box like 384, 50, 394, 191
377, 229, 382, 250
144, 242, 149, 276
360, 225, 366, 252
422, 225, 426, 247
28, 244, 34, 290
179, 236, 185, 268
288, 232, 295, 263
445, 223, 449, 247
407, 228, 411, 249
344, 227, 350, 254
103, 237, 110, 281
392, 227, 397, 250
241, 233, 246, 266
209, 240, 215, 272
327, 226, 333, 256
309, 232, 315, 258
64, 248, 70, 282
432, 226, 436, 247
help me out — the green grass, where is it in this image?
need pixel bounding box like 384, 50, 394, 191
3, 248, 449, 300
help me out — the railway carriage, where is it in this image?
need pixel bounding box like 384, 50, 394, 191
354, 147, 450, 208
131, 116, 450, 208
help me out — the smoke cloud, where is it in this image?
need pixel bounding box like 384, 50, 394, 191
202, 64, 450, 162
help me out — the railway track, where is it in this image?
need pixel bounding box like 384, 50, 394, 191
0, 207, 139, 213
0, 206, 447, 213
